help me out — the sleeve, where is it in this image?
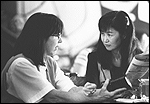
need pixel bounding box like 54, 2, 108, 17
7, 58, 54, 103
85, 53, 100, 87
107, 76, 132, 91
55, 61, 76, 91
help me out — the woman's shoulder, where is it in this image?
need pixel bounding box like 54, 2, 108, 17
87, 52, 98, 63
88, 51, 97, 58
8, 55, 38, 74
11, 56, 36, 69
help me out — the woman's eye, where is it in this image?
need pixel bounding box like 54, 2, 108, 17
108, 34, 113, 37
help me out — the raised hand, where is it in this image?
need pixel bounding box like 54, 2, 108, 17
96, 79, 127, 101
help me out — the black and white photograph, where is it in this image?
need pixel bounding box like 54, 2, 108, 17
1, 1, 149, 103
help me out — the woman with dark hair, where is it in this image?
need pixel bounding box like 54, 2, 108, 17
85, 11, 143, 92
1, 12, 126, 103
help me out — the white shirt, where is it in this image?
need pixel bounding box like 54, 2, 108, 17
7, 55, 76, 103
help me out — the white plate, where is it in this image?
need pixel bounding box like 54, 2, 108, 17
115, 98, 149, 103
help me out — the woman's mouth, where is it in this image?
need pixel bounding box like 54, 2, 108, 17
54, 46, 59, 51
105, 44, 111, 47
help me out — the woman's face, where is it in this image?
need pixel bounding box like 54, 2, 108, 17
44, 34, 62, 56
101, 28, 121, 51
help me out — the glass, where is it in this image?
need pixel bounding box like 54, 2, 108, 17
130, 78, 149, 103
140, 79, 149, 98
52, 33, 62, 39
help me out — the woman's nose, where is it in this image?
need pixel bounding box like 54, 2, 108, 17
103, 35, 109, 43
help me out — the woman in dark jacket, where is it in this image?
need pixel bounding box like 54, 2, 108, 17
85, 11, 143, 92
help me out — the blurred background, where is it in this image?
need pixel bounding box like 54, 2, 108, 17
1, 1, 149, 76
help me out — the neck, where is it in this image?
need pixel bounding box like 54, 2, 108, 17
112, 48, 120, 59
112, 48, 121, 67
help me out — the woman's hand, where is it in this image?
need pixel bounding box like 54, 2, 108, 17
83, 82, 97, 96
69, 79, 126, 103
96, 79, 127, 101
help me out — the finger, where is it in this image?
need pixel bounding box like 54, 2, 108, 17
83, 88, 94, 96
112, 93, 123, 99
84, 82, 97, 89
111, 88, 127, 95
101, 79, 109, 89
84, 82, 90, 87
83, 87, 92, 92
84, 89, 96, 96
84, 91, 91, 96
86, 84, 96, 89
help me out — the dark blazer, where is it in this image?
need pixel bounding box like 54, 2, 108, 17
85, 48, 143, 91
85, 52, 131, 91
85, 52, 101, 88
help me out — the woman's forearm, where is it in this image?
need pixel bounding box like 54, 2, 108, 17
43, 87, 103, 103
43, 87, 89, 103
43, 84, 126, 103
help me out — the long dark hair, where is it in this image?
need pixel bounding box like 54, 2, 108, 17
94, 11, 142, 73
13, 12, 63, 67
